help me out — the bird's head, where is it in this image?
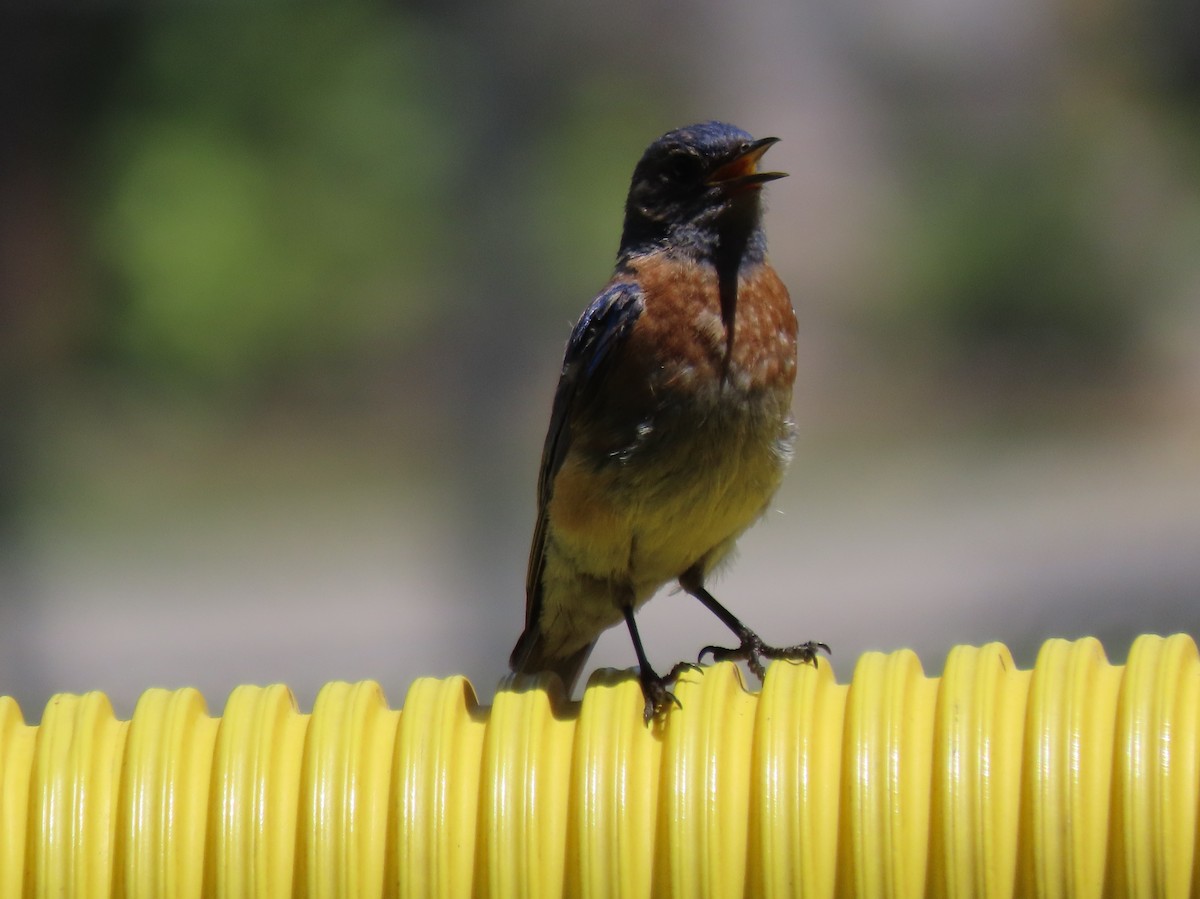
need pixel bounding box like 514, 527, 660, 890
619, 121, 786, 259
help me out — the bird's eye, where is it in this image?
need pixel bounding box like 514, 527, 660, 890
662, 152, 701, 184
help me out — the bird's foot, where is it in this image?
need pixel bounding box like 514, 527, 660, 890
639, 661, 701, 723
699, 629, 830, 681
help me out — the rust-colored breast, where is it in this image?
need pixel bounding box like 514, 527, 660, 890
623, 253, 798, 395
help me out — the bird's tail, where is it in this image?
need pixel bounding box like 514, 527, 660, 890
509, 627, 596, 696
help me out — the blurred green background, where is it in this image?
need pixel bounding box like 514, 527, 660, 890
2, 2, 1198, 717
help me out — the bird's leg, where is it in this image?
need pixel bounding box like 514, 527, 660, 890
623, 604, 697, 723
679, 570, 829, 681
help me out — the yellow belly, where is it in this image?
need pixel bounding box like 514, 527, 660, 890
545, 390, 794, 600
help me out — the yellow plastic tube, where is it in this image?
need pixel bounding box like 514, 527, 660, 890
1, 634, 1198, 897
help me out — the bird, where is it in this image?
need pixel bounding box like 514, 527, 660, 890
509, 121, 828, 721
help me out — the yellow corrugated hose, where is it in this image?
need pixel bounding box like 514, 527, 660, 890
1, 634, 1197, 897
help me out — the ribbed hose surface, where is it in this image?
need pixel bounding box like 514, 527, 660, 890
0, 634, 1196, 897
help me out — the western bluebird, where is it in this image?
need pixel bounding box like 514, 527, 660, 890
510, 121, 827, 720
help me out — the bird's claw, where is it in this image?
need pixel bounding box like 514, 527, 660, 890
667, 660, 702, 678
699, 631, 830, 681
639, 661, 701, 723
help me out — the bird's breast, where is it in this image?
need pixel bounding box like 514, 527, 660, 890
623, 253, 798, 399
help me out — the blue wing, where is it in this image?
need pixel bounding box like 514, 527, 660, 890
541, 280, 644, 492
519, 280, 644, 637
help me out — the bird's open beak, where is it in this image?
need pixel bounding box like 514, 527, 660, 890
706, 136, 787, 190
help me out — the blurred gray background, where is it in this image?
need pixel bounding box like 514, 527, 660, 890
2, 2, 1198, 720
